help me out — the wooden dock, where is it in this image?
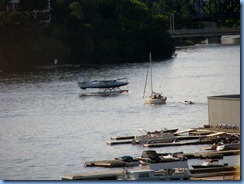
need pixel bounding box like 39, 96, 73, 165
61, 170, 124, 180
61, 166, 240, 180
84, 160, 139, 167
143, 139, 212, 148
182, 149, 240, 159
106, 140, 133, 145
111, 136, 134, 140
190, 166, 240, 180
107, 135, 204, 146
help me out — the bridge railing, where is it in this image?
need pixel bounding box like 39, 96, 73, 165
168, 28, 240, 38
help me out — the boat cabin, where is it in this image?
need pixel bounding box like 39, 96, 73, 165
119, 168, 190, 180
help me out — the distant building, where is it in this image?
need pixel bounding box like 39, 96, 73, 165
207, 94, 240, 129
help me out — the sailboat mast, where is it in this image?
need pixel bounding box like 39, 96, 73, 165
149, 52, 153, 94
143, 58, 149, 98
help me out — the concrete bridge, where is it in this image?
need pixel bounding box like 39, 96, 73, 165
168, 28, 240, 38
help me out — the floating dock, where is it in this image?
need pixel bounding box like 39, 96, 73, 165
61, 166, 240, 180
84, 160, 139, 167
181, 149, 240, 159
106, 140, 133, 145
143, 139, 212, 148
61, 170, 124, 180
190, 166, 240, 180
107, 135, 205, 145
111, 136, 135, 140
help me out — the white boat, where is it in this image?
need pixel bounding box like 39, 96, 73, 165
118, 161, 190, 180
216, 142, 240, 151
143, 53, 167, 104
137, 150, 186, 165
132, 131, 176, 144
191, 159, 228, 169
183, 100, 194, 105
78, 75, 129, 96
118, 168, 190, 180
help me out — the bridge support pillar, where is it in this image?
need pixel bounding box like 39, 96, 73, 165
207, 21, 221, 44
207, 36, 221, 44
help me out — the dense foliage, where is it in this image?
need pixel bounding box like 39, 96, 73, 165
0, 0, 239, 71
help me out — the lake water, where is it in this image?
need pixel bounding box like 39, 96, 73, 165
0, 44, 240, 180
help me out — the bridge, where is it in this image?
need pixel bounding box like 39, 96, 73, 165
168, 28, 240, 38
168, 0, 240, 40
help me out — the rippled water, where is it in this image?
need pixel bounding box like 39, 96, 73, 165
0, 44, 240, 180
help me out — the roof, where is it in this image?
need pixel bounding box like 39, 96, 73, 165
208, 94, 240, 100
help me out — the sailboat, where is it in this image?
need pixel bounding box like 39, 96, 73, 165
143, 52, 167, 104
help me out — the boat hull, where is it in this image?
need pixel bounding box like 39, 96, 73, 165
191, 165, 227, 169
78, 81, 128, 89
144, 97, 167, 104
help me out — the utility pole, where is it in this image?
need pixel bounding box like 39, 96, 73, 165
170, 13, 175, 32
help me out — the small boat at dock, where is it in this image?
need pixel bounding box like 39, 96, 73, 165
191, 159, 228, 169
84, 156, 139, 167
137, 150, 187, 165
118, 168, 190, 180
132, 129, 176, 144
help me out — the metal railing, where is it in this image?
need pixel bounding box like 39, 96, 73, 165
168, 28, 240, 38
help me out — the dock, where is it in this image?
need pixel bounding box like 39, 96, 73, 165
61, 166, 240, 180
84, 160, 139, 167
83, 150, 239, 170
143, 139, 212, 148
61, 170, 124, 180
111, 136, 135, 140
107, 135, 205, 146
190, 166, 240, 180
181, 149, 240, 159
106, 140, 133, 145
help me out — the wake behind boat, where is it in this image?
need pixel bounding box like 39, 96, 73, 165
78, 75, 129, 96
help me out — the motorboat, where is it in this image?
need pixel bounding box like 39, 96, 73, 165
138, 128, 178, 135
137, 150, 187, 165
183, 100, 194, 105
132, 130, 176, 144
143, 53, 167, 104
191, 159, 228, 169
216, 142, 240, 151
118, 168, 190, 180
118, 156, 190, 180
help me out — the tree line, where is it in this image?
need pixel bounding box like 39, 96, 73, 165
0, 0, 239, 71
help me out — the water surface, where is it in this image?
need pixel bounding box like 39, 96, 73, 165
0, 44, 240, 180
